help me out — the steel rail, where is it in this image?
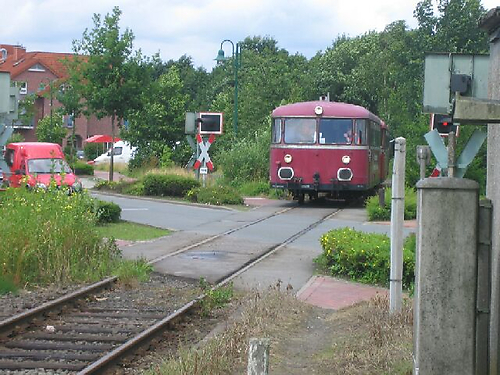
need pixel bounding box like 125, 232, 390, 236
77, 207, 341, 374
0, 276, 116, 334
1, 204, 335, 373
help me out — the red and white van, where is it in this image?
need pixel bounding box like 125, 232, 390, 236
3, 142, 81, 191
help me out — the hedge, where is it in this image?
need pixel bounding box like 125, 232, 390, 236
93, 199, 121, 224
72, 161, 94, 176
143, 173, 200, 197
316, 227, 416, 290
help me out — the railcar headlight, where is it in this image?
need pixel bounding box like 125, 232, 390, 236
284, 154, 293, 164
342, 155, 351, 165
35, 183, 47, 190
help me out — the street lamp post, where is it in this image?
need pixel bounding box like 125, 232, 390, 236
215, 40, 241, 136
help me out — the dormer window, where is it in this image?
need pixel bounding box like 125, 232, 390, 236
28, 63, 46, 72
0, 48, 7, 62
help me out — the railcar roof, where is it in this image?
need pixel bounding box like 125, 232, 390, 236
272, 101, 386, 127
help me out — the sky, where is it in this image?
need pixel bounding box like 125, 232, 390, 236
1, 0, 498, 70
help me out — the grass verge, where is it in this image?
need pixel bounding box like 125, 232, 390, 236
144, 289, 413, 375
96, 221, 170, 241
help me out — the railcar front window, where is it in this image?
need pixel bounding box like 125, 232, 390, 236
272, 118, 282, 143
318, 118, 353, 144
28, 158, 72, 174
284, 118, 316, 144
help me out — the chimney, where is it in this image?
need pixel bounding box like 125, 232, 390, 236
13, 45, 26, 61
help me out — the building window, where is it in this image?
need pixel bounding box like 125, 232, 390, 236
28, 63, 46, 72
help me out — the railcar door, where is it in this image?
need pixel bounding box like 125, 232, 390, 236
368, 121, 381, 187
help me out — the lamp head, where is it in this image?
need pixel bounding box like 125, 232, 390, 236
215, 49, 226, 64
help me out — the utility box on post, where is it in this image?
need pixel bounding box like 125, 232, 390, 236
423, 53, 489, 115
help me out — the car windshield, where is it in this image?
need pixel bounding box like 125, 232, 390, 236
27, 158, 72, 174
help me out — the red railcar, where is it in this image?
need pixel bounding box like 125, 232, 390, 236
269, 100, 389, 202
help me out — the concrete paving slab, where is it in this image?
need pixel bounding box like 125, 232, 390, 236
297, 276, 387, 310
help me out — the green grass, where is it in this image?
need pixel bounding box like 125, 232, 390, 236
96, 220, 170, 241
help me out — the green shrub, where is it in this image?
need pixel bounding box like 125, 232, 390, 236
199, 278, 234, 316
84, 142, 105, 161
0, 188, 121, 288
187, 185, 244, 205
143, 173, 200, 197
216, 127, 270, 185
94, 199, 122, 223
238, 180, 271, 196
316, 227, 415, 290
366, 187, 417, 221
72, 161, 94, 176
113, 258, 153, 285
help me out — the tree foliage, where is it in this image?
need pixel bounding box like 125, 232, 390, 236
72, 6, 148, 180
68, 2, 491, 189
35, 114, 66, 145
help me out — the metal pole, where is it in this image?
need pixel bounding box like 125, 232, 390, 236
233, 44, 239, 136
447, 131, 456, 178
390, 137, 406, 313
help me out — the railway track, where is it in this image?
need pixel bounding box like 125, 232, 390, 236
0, 205, 341, 374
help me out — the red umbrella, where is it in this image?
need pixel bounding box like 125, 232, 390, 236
85, 135, 121, 143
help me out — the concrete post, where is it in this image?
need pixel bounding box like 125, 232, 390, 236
247, 338, 270, 375
413, 178, 479, 375
480, 9, 500, 374
390, 137, 406, 313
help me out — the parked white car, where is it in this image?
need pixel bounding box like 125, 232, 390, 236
93, 141, 137, 165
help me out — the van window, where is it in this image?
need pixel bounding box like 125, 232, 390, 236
113, 147, 123, 156
28, 159, 72, 174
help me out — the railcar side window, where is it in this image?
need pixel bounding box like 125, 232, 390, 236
272, 118, 282, 143
284, 118, 316, 144
318, 118, 353, 144
354, 119, 367, 145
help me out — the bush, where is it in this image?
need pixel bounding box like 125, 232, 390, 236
316, 227, 415, 290
94, 199, 122, 223
0, 188, 121, 288
216, 128, 270, 185
143, 173, 200, 197
238, 180, 271, 196
72, 161, 94, 176
84, 142, 105, 161
187, 185, 244, 205
365, 187, 417, 221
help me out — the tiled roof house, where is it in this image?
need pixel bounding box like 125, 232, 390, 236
0, 44, 113, 150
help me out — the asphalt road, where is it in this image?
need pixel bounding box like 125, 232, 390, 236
92, 193, 415, 291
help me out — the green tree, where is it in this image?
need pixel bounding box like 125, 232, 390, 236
122, 67, 188, 166
58, 56, 88, 159
73, 6, 148, 181
35, 114, 66, 145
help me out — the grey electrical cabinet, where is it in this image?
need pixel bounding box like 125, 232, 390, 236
423, 53, 490, 114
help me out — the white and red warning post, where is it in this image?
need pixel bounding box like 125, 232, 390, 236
185, 112, 223, 177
